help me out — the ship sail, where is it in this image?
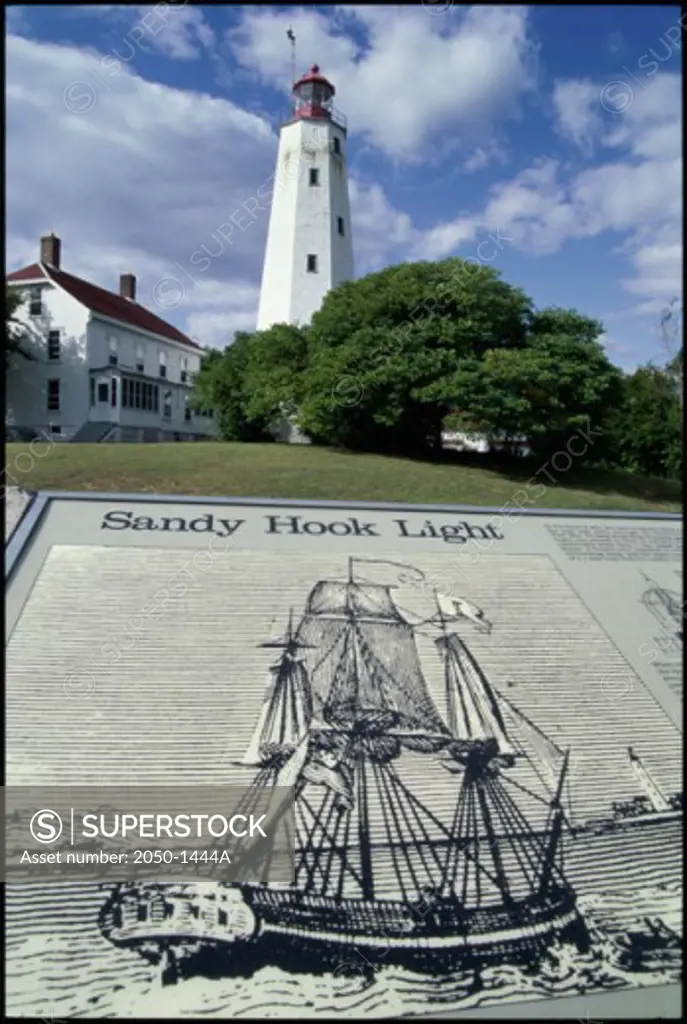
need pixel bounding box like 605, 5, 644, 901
498, 692, 565, 790
240, 660, 310, 766
437, 634, 516, 757
240, 621, 314, 767
297, 578, 450, 741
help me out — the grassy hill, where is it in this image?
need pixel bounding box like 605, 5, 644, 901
4, 442, 680, 513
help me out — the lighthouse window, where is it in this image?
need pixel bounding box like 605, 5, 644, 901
306, 254, 318, 273
333, 136, 341, 155
337, 217, 345, 237
309, 168, 320, 186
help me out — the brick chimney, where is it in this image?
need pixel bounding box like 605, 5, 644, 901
119, 273, 136, 301
40, 234, 61, 268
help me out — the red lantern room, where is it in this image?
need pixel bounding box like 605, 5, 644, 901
290, 65, 347, 132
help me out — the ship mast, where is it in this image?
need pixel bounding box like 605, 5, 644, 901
434, 588, 572, 907
346, 562, 375, 900
537, 749, 569, 896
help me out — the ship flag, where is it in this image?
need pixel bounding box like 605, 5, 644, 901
436, 593, 492, 633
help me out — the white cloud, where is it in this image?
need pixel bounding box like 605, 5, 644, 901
137, 4, 215, 61
419, 73, 682, 316
348, 180, 415, 274
53, 3, 216, 61
227, 5, 537, 161
183, 281, 262, 349
552, 79, 603, 154
462, 143, 508, 174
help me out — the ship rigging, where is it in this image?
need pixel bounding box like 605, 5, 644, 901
99, 558, 589, 983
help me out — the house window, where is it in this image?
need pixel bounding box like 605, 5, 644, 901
309, 168, 319, 186
29, 290, 43, 316
337, 217, 345, 237
159, 351, 167, 378
47, 379, 60, 411
333, 137, 341, 155
90, 378, 95, 406
136, 344, 144, 373
48, 330, 61, 360
153, 387, 159, 413
50, 425, 62, 435
108, 335, 118, 366
111, 379, 118, 407
122, 376, 158, 411
98, 382, 108, 403
185, 404, 192, 422
163, 402, 172, 419
306, 254, 318, 273
180, 357, 188, 384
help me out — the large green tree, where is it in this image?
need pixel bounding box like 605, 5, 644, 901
442, 308, 622, 460
297, 258, 533, 452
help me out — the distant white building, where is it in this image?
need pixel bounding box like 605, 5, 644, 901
257, 64, 354, 332
6, 234, 215, 442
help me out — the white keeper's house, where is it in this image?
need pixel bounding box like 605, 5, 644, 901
6, 234, 215, 442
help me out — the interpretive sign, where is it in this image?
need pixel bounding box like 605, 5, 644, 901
5, 492, 682, 1018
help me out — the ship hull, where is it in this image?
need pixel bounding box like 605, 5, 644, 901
99, 882, 588, 983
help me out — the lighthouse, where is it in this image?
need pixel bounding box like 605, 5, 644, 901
256, 65, 355, 331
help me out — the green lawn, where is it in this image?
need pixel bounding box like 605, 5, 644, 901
4, 442, 681, 512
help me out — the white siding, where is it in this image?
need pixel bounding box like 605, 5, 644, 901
256, 117, 354, 331
87, 317, 212, 436
6, 281, 89, 439
6, 281, 214, 440
86, 317, 202, 382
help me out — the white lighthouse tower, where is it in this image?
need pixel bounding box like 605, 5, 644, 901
256, 64, 355, 331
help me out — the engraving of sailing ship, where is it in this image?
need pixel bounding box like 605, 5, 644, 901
98, 558, 600, 984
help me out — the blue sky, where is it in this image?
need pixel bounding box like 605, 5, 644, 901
6, 4, 682, 368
